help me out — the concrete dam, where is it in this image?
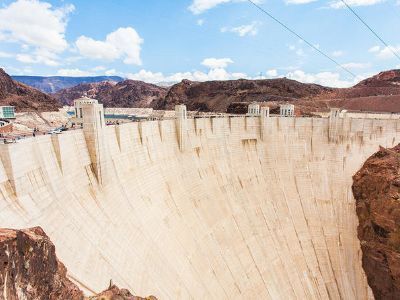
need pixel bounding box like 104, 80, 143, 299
0, 102, 400, 299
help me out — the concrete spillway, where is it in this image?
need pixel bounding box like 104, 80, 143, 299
0, 113, 399, 299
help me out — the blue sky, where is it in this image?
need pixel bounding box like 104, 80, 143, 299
0, 0, 399, 87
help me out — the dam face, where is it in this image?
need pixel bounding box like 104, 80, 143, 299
0, 113, 399, 299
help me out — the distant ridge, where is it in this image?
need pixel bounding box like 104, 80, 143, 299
12, 75, 124, 93
53, 80, 168, 107
0, 69, 60, 111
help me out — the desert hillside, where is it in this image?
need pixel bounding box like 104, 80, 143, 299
0, 68, 60, 112
53, 80, 168, 108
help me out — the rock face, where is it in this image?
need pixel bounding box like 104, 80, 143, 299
356, 69, 400, 88
53, 81, 118, 105
8, 68, 400, 114
0, 227, 157, 300
352, 144, 400, 299
0, 68, 60, 112
53, 80, 168, 107
0, 227, 84, 299
152, 78, 331, 112
12, 75, 124, 93
152, 70, 400, 114
88, 285, 157, 300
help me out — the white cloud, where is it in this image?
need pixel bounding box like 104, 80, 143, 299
286, 70, 369, 87
189, 0, 261, 14
126, 67, 370, 88
289, 44, 306, 57
285, 0, 317, 4
330, 0, 385, 9
341, 62, 371, 69
127, 68, 248, 84
16, 54, 36, 64
368, 45, 380, 53
201, 57, 234, 69
369, 45, 400, 59
57, 68, 93, 77
378, 46, 400, 59
0, 0, 74, 66
221, 22, 259, 37
0, 51, 13, 58
128, 57, 243, 84
91, 66, 106, 72
21, 44, 30, 51
332, 50, 344, 57
266, 69, 278, 77
76, 27, 143, 65
126, 70, 166, 83
197, 19, 205, 26
189, 0, 233, 14
4, 66, 33, 75
105, 69, 117, 76
16, 49, 59, 66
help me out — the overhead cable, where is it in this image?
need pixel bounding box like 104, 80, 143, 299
247, 0, 356, 78
340, 0, 400, 62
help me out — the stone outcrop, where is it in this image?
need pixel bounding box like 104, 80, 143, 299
0, 68, 60, 112
352, 143, 400, 299
0, 227, 157, 300
152, 70, 400, 114
0, 227, 84, 299
53, 80, 168, 107
152, 78, 331, 112
88, 285, 157, 300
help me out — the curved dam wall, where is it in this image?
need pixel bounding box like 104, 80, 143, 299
0, 115, 399, 299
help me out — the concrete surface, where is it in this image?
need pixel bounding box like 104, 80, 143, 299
0, 115, 399, 299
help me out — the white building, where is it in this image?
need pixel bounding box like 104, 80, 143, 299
247, 102, 260, 116
280, 104, 295, 117
71, 97, 105, 127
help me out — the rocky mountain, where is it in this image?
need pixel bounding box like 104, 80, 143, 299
152, 78, 332, 112
151, 70, 400, 114
12, 75, 124, 93
0, 227, 157, 300
0, 68, 60, 112
352, 144, 400, 299
0, 227, 84, 299
306, 69, 400, 113
356, 69, 400, 88
53, 80, 168, 107
6, 68, 400, 114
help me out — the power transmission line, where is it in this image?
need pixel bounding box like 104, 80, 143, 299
246, 0, 356, 78
340, 0, 400, 62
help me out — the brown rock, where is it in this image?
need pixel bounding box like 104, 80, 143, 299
152, 78, 331, 113
0, 68, 60, 112
88, 285, 157, 300
53, 80, 168, 108
0, 227, 84, 299
0, 226, 158, 300
352, 143, 400, 299
51, 69, 400, 114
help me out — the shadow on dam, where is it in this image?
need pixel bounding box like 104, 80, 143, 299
0, 112, 399, 299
